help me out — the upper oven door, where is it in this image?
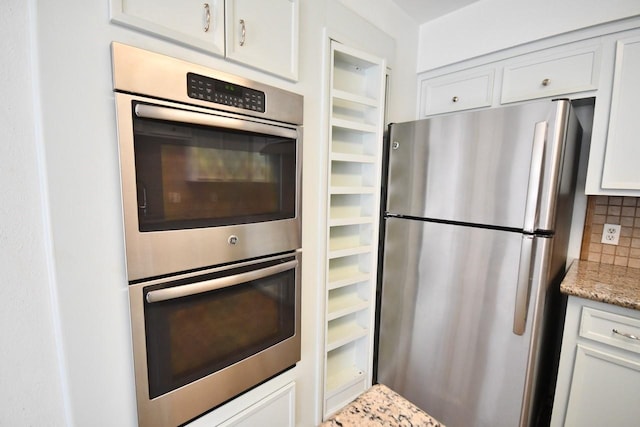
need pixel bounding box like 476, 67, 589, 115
115, 93, 302, 281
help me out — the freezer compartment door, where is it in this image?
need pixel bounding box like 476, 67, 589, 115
386, 100, 578, 231
377, 218, 551, 427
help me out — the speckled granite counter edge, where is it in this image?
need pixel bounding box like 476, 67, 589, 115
320, 384, 445, 427
561, 259, 640, 311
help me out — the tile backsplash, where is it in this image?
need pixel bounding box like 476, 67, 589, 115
580, 196, 640, 268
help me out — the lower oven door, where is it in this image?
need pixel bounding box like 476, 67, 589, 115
129, 251, 301, 427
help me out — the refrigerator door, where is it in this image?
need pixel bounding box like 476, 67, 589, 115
386, 100, 573, 231
377, 217, 551, 427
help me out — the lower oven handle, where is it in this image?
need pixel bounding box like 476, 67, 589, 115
145, 259, 298, 303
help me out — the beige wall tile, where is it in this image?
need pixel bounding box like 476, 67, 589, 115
580, 196, 640, 271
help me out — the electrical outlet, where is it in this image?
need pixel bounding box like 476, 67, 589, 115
601, 223, 621, 245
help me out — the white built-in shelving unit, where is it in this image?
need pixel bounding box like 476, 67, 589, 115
323, 41, 386, 419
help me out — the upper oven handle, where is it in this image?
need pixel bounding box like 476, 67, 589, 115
134, 103, 298, 138
145, 259, 298, 303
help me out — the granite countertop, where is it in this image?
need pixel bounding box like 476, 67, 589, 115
321, 384, 444, 427
561, 259, 640, 310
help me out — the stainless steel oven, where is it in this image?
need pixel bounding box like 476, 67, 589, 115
111, 43, 303, 426
129, 251, 301, 427
112, 42, 303, 281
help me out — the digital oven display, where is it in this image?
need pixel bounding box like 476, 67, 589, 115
187, 72, 266, 112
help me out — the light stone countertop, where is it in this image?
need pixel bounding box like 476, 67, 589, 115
320, 384, 444, 427
560, 259, 640, 311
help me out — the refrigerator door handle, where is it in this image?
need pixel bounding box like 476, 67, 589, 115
523, 121, 548, 233
513, 235, 535, 335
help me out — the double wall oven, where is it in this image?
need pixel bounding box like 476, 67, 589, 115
112, 43, 303, 427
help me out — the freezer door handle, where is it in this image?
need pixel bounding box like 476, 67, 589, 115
513, 235, 534, 335
523, 121, 547, 233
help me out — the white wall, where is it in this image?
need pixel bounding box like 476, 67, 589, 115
337, 0, 419, 122
417, 0, 640, 71
0, 1, 68, 425
1, 1, 417, 426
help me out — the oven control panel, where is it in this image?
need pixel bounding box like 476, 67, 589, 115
187, 73, 266, 113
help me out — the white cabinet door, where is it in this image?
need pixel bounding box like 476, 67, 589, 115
111, 0, 225, 55
217, 383, 295, 427
564, 345, 640, 426
501, 47, 599, 104
225, 0, 299, 80
419, 69, 494, 116
601, 36, 640, 190
552, 297, 640, 426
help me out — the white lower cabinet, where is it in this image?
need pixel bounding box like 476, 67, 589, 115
217, 382, 295, 427
551, 297, 640, 426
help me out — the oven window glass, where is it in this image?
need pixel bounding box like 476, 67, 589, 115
143, 257, 296, 399
132, 104, 297, 231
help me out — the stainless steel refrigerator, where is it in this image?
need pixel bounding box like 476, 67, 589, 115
375, 99, 582, 427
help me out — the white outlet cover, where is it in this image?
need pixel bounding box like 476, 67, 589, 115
601, 223, 621, 245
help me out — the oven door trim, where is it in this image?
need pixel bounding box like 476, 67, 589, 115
115, 93, 303, 281
129, 251, 302, 427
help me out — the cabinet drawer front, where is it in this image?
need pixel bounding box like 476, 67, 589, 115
501, 49, 599, 103
580, 306, 640, 354
421, 70, 494, 116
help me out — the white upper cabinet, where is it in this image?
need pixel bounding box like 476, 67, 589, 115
600, 35, 640, 190
111, 0, 225, 55
419, 68, 494, 116
418, 38, 601, 117
110, 0, 299, 80
418, 20, 640, 195
225, 0, 299, 81
501, 45, 600, 104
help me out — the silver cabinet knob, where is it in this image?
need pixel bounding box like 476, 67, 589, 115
392, 141, 400, 150
541, 78, 550, 86
452, 96, 459, 102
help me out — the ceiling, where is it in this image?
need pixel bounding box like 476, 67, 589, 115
391, 0, 481, 24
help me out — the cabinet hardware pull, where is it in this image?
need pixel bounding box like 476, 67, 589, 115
541, 78, 550, 86
203, 3, 211, 33
612, 329, 640, 341
239, 19, 246, 46
452, 96, 459, 102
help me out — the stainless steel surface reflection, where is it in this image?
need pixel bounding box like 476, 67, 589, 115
386, 102, 568, 231
377, 100, 582, 427
378, 218, 549, 426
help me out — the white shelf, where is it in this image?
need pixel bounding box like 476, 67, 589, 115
327, 271, 370, 291
331, 118, 378, 133
328, 216, 374, 227
328, 245, 372, 260
330, 152, 377, 163
325, 366, 366, 396
323, 40, 385, 419
327, 322, 368, 351
332, 89, 378, 107
329, 186, 376, 195
327, 291, 369, 321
